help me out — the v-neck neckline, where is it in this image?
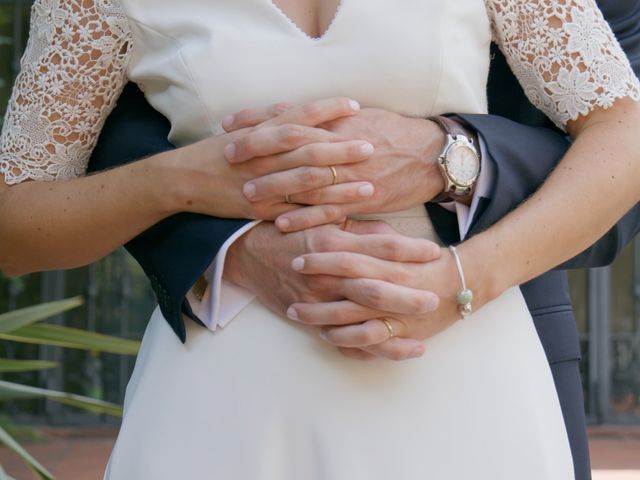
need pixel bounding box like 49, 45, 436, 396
266, 0, 345, 41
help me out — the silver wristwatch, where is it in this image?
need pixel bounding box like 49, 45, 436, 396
429, 116, 481, 203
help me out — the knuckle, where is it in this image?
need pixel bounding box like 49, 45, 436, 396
321, 204, 341, 221
412, 294, 434, 314
305, 144, 322, 164
296, 190, 319, 205
240, 135, 255, 156
311, 232, 339, 252
304, 276, 324, 292
356, 328, 378, 345
301, 102, 321, 120
331, 309, 349, 324
381, 238, 403, 260
389, 265, 411, 285
299, 167, 320, 186
280, 124, 304, 144
271, 102, 291, 116
235, 110, 252, 125
387, 347, 408, 362
361, 281, 384, 307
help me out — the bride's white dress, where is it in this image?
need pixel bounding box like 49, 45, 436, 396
1, 0, 639, 478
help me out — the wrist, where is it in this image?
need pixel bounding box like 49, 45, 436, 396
138, 151, 185, 216
409, 118, 446, 202
453, 234, 511, 312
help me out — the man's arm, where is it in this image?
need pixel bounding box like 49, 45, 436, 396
88, 83, 251, 342
455, 112, 640, 269
431, 3, 640, 267
88, 86, 366, 341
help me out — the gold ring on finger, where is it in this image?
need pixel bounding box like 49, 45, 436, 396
329, 165, 338, 185
381, 318, 395, 340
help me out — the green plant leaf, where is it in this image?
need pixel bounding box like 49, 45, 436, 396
0, 324, 139, 355
0, 359, 58, 373
0, 462, 17, 480
0, 298, 83, 333
0, 381, 122, 417
0, 424, 53, 480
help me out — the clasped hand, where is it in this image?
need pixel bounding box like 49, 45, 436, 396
218, 97, 459, 361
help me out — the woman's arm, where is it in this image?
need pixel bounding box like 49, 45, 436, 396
0, 1, 366, 277
463, 0, 640, 302
463, 97, 640, 305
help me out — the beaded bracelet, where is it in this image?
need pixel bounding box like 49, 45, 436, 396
449, 245, 474, 318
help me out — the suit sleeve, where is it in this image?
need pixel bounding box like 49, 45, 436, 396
435, 5, 640, 269
88, 83, 250, 342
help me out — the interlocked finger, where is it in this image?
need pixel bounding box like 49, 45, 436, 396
261, 97, 360, 129
223, 97, 359, 133
276, 204, 347, 232
327, 233, 442, 263
247, 140, 373, 178
291, 251, 416, 284
222, 102, 294, 131
320, 318, 405, 348
287, 299, 383, 326
244, 166, 340, 202
361, 337, 426, 361
225, 125, 340, 163
288, 182, 374, 205
340, 278, 439, 315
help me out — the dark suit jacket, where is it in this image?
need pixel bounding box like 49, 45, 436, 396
88, 1, 640, 367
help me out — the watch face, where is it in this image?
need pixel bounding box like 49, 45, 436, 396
445, 143, 480, 187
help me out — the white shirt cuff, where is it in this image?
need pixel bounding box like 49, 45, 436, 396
187, 220, 261, 331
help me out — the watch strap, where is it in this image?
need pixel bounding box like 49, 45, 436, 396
430, 115, 474, 143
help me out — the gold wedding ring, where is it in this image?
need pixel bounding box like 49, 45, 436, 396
329, 165, 338, 185
381, 318, 395, 340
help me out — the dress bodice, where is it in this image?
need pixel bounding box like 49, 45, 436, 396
120, 0, 492, 146
0, 0, 638, 184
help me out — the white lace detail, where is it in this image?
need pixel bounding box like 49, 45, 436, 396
485, 0, 640, 129
1, 0, 639, 185
0, 0, 132, 185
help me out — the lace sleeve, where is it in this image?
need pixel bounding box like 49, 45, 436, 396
485, 0, 640, 129
0, 0, 132, 185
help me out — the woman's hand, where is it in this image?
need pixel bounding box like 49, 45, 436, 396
222, 101, 447, 230
284, 246, 469, 361
168, 98, 376, 220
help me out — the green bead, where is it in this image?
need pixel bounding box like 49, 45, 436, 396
457, 288, 474, 305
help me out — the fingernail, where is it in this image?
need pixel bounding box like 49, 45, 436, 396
224, 143, 236, 161
286, 306, 299, 321
358, 184, 374, 197
291, 257, 305, 271
410, 346, 424, 359
319, 330, 329, 341
243, 183, 256, 199
360, 143, 374, 156
222, 115, 234, 129
349, 99, 360, 112
276, 217, 291, 230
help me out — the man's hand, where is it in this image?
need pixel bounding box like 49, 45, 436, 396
224, 219, 442, 361
223, 102, 447, 231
